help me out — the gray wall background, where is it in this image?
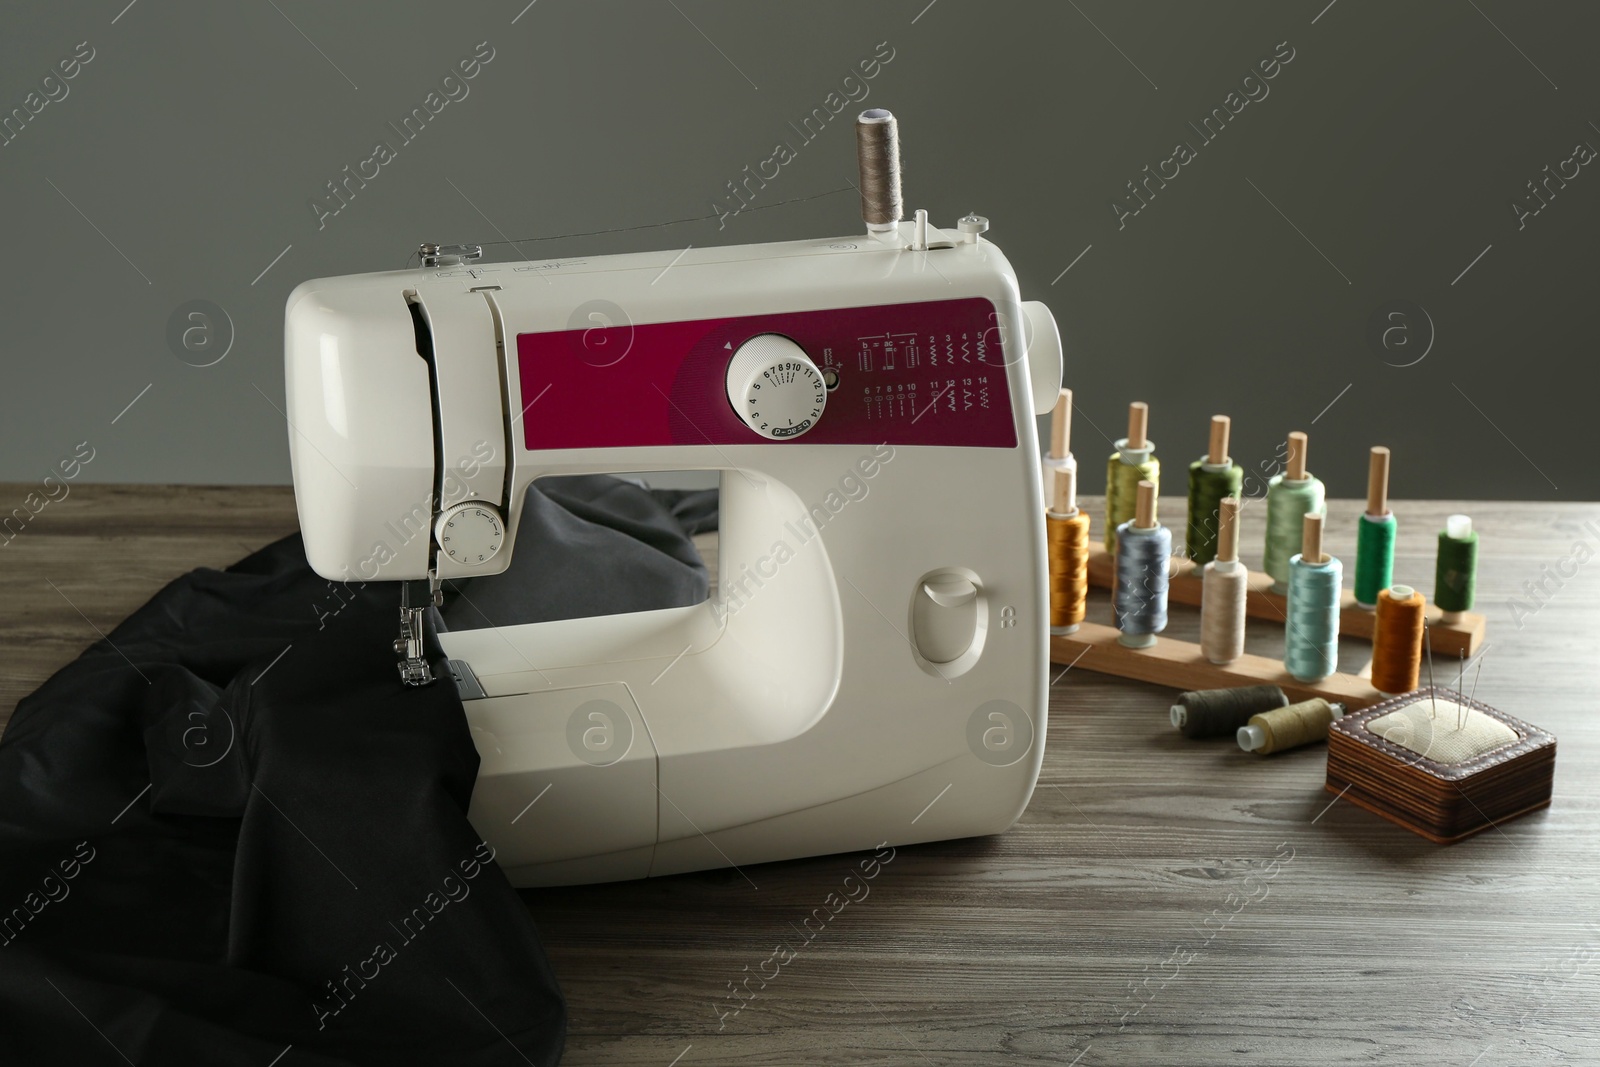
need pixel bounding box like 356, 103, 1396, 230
1, 0, 1593, 500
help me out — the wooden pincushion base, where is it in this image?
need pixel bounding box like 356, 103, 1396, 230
1325, 687, 1556, 843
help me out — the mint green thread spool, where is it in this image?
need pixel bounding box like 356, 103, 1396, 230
1263, 431, 1324, 594
1354, 446, 1395, 609
1105, 401, 1158, 551
1435, 513, 1478, 621
1284, 513, 1342, 683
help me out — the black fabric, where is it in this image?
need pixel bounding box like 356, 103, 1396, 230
0, 477, 714, 1066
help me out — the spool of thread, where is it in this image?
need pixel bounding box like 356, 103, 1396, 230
1371, 584, 1425, 695
1114, 480, 1169, 649
1435, 514, 1478, 622
1354, 446, 1396, 609
1046, 465, 1090, 634
1186, 415, 1243, 565
1170, 684, 1289, 739
1284, 513, 1342, 683
1237, 697, 1347, 754
855, 109, 902, 231
1263, 431, 1325, 594
1043, 387, 1076, 503
1199, 496, 1248, 664
1105, 401, 1159, 551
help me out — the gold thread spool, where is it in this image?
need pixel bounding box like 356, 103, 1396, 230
1371, 584, 1425, 695
1237, 697, 1345, 755
1047, 465, 1089, 632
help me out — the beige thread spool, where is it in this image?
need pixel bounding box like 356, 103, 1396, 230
855, 109, 902, 232
1200, 497, 1247, 664
1237, 697, 1347, 755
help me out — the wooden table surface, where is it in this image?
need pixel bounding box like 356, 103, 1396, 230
4, 486, 1597, 1065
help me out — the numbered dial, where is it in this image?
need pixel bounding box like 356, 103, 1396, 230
434, 503, 504, 566
725, 334, 827, 440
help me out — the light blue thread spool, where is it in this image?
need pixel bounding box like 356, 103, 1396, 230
1284, 552, 1342, 682
1114, 520, 1170, 648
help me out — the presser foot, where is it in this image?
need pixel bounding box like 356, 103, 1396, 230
394, 578, 442, 687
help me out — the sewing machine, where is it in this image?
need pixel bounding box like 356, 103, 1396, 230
284, 111, 1063, 887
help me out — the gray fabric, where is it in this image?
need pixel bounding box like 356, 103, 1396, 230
439, 475, 714, 632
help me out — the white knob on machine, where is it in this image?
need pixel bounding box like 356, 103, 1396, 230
434, 502, 504, 566
725, 334, 827, 440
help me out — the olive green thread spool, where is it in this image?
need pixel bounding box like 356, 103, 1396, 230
1435, 514, 1478, 622
1354, 446, 1396, 609
1105, 401, 1158, 551
1237, 697, 1347, 755
1263, 430, 1325, 594
1186, 414, 1244, 566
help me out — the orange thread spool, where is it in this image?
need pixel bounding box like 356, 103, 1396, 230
1046, 466, 1089, 632
1371, 584, 1425, 695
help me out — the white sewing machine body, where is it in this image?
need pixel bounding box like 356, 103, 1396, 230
286, 215, 1060, 887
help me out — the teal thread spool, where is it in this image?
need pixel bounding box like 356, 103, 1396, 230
1186, 414, 1243, 565
1435, 514, 1478, 620
1263, 431, 1324, 594
1284, 513, 1342, 683
1105, 401, 1158, 551
1354, 446, 1396, 608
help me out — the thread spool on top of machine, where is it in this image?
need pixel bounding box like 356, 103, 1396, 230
856, 109, 903, 232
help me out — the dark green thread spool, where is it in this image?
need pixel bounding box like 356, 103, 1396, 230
1435, 514, 1478, 616
1354, 446, 1396, 609
1187, 460, 1243, 565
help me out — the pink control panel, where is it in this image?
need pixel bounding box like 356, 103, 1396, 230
516, 297, 1017, 450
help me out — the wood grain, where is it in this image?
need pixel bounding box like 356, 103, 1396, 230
4, 487, 1598, 1065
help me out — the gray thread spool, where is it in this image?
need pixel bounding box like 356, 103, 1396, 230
856, 109, 902, 231
1171, 685, 1289, 738
1114, 531, 1170, 649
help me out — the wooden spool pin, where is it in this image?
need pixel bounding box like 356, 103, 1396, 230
1134, 479, 1156, 530
1286, 431, 1309, 481
1368, 446, 1390, 516
1050, 464, 1077, 516
1209, 415, 1230, 466
1217, 496, 1240, 564
1302, 511, 1326, 565
1127, 402, 1149, 451
1050, 388, 1072, 460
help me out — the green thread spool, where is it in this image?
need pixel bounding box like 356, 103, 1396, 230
1264, 476, 1325, 593
1435, 514, 1478, 618
1354, 514, 1396, 607
1354, 446, 1395, 609
1186, 414, 1241, 566
1187, 461, 1243, 564
1263, 430, 1323, 594
1104, 401, 1158, 551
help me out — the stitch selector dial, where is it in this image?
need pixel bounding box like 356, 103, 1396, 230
725, 334, 827, 440
434, 502, 504, 566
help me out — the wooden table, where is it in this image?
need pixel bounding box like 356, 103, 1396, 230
5, 487, 1597, 1065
